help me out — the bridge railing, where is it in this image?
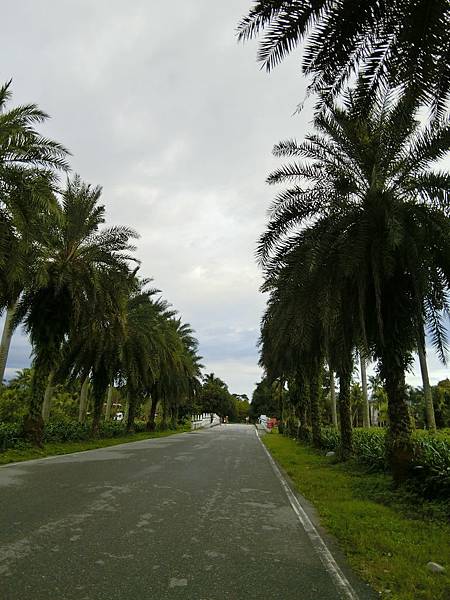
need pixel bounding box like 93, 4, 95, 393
191, 413, 221, 430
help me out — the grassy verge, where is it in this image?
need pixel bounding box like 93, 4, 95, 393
0, 426, 190, 466
263, 432, 450, 600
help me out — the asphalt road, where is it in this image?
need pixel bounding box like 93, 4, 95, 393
0, 424, 374, 599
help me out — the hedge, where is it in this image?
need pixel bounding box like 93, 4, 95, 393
0, 419, 154, 451
280, 423, 450, 498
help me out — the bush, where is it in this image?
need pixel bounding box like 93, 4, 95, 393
44, 420, 91, 442
353, 428, 386, 471
295, 426, 450, 499
0, 417, 190, 452
0, 422, 24, 450
319, 427, 340, 451
411, 431, 450, 498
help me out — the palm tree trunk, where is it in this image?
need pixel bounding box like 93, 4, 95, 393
23, 360, 49, 446
0, 302, 18, 385
360, 354, 370, 427
417, 343, 436, 432
41, 370, 55, 422
91, 379, 107, 437
310, 364, 322, 448
146, 394, 158, 432
337, 365, 353, 459
381, 356, 413, 483
171, 405, 178, 429
78, 376, 90, 423
126, 392, 136, 433
105, 385, 113, 421
330, 370, 337, 427
161, 396, 169, 431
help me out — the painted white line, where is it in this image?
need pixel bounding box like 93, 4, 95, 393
256, 430, 360, 600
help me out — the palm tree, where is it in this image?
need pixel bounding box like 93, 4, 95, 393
15, 176, 137, 445
237, 0, 450, 115
145, 318, 201, 431
260, 237, 356, 455
258, 86, 450, 479
165, 320, 202, 428
0, 81, 70, 382
120, 287, 176, 433
60, 270, 132, 434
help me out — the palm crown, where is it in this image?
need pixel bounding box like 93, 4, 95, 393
238, 1, 450, 115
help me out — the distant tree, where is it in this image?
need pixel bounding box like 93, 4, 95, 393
0, 369, 31, 423
199, 373, 233, 418
350, 382, 364, 427
232, 394, 251, 422
250, 378, 280, 421
432, 379, 450, 428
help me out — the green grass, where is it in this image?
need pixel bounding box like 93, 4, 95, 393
0, 426, 190, 466
263, 432, 450, 600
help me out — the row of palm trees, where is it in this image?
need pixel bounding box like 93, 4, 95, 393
238, 1, 450, 481
0, 81, 202, 445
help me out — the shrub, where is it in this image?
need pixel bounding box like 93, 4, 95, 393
411, 431, 450, 498
319, 427, 340, 451
0, 422, 24, 450
44, 419, 91, 442
352, 428, 386, 471
295, 426, 450, 498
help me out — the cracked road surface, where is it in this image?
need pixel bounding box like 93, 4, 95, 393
0, 424, 374, 599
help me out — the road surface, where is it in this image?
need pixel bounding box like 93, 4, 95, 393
0, 424, 374, 599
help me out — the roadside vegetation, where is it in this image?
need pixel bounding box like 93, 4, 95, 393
0, 366, 247, 460
263, 432, 450, 600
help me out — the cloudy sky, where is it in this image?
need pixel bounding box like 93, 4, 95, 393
1, 0, 448, 396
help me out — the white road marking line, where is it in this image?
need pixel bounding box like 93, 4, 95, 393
256, 430, 360, 600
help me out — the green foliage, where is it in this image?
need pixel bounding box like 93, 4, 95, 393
289, 426, 450, 499
0, 422, 24, 450
232, 394, 250, 422
0, 418, 172, 450
250, 377, 281, 420
199, 373, 234, 418
433, 379, 450, 428
318, 427, 340, 451
352, 428, 386, 471
0, 386, 28, 423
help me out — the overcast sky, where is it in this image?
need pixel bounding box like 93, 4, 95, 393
1, 0, 448, 397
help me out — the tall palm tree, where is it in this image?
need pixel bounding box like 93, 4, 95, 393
237, 0, 450, 115
0, 81, 70, 382
164, 319, 203, 428
259, 87, 450, 479
260, 235, 356, 455
120, 288, 175, 432
15, 176, 137, 445
60, 270, 133, 433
